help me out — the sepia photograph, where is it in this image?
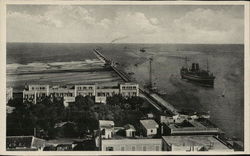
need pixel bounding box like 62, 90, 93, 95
1, 0, 249, 154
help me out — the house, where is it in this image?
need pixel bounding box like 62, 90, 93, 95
140, 119, 159, 137
162, 135, 233, 152
6, 87, 13, 102
124, 124, 136, 138
6, 136, 45, 151
63, 96, 75, 107
99, 120, 115, 139
101, 138, 162, 151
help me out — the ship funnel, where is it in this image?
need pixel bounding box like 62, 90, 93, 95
195, 63, 199, 71
192, 63, 196, 71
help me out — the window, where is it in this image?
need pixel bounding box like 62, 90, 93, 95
132, 146, 136, 151
151, 129, 153, 133
121, 146, 125, 151
106, 147, 113, 151
143, 146, 146, 151
101, 129, 105, 135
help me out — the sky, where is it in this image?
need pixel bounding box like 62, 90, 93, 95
7, 5, 244, 44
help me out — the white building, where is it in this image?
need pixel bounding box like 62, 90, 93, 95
6, 87, 13, 102
124, 124, 136, 138
99, 120, 115, 139
102, 138, 162, 151
162, 135, 233, 152
119, 83, 139, 97
75, 84, 95, 97
23, 85, 50, 103
95, 86, 120, 103
23, 83, 139, 104
140, 119, 159, 137
63, 96, 75, 107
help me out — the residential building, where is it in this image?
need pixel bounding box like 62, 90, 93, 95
6, 87, 13, 102
102, 138, 162, 151
119, 83, 139, 97
161, 119, 221, 136
75, 84, 95, 97
23, 84, 49, 103
98, 120, 162, 151
162, 135, 233, 152
63, 96, 75, 107
6, 136, 45, 151
95, 86, 119, 103
124, 124, 136, 138
140, 119, 159, 137
50, 86, 75, 98
23, 83, 139, 104
99, 120, 115, 139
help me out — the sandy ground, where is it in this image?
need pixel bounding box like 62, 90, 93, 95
7, 60, 122, 91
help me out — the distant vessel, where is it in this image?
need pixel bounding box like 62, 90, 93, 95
140, 48, 146, 53
180, 58, 215, 87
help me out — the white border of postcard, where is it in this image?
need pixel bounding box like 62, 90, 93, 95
0, 0, 249, 155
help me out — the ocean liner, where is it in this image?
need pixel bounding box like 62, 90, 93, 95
180, 58, 215, 87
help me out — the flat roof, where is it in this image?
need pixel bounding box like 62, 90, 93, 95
102, 138, 161, 145
162, 135, 230, 151
120, 83, 138, 85
140, 120, 158, 129
99, 120, 114, 128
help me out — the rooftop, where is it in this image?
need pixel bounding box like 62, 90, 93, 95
102, 138, 162, 145
140, 119, 159, 129
99, 120, 114, 128
124, 124, 136, 131
162, 135, 231, 151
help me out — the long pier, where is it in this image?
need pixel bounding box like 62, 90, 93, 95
93, 49, 178, 115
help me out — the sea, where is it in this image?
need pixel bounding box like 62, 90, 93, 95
7, 42, 244, 141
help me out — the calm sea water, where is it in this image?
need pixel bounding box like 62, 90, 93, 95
7, 42, 244, 141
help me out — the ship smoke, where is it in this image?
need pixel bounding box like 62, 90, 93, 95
111, 35, 129, 43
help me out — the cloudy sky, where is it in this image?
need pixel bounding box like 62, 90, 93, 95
7, 5, 244, 44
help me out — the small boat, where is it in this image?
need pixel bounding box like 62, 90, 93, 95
140, 48, 146, 53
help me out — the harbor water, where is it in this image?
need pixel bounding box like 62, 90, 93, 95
7, 42, 244, 141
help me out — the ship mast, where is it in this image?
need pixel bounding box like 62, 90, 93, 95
185, 57, 188, 68
207, 59, 209, 71
149, 57, 153, 90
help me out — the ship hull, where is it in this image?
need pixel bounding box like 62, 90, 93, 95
181, 72, 215, 87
